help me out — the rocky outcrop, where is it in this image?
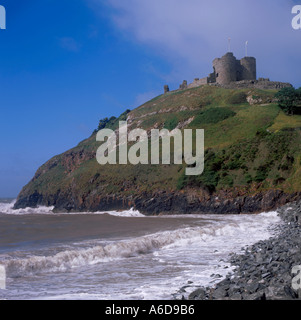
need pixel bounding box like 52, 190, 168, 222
14, 185, 301, 215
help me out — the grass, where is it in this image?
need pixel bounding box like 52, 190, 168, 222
189, 107, 236, 126
190, 104, 280, 150
268, 110, 301, 132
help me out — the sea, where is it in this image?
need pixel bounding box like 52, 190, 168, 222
0, 198, 281, 300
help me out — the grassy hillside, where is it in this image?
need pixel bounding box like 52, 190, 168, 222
15, 85, 301, 212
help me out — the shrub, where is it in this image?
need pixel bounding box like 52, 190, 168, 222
164, 116, 178, 131
227, 92, 247, 105
119, 109, 131, 121
197, 170, 219, 192
95, 110, 131, 133
245, 174, 253, 184
190, 107, 236, 126
227, 159, 242, 170
219, 175, 234, 187
254, 166, 268, 182
275, 87, 301, 115
176, 172, 188, 190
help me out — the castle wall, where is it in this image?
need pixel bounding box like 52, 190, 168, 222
187, 77, 208, 89
219, 79, 292, 90
207, 72, 216, 84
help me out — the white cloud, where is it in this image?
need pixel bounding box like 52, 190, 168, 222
91, 0, 301, 86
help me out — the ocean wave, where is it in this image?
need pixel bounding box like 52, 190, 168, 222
0, 200, 54, 215
96, 208, 145, 218
2, 211, 280, 278
0, 200, 144, 217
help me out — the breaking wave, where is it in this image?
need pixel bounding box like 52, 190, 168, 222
0, 200, 143, 217
2, 211, 280, 278
95, 208, 145, 218
0, 200, 54, 215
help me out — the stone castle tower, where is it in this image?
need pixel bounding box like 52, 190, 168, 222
212, 52, 256, 85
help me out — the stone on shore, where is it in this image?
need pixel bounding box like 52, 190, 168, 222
184, 199, 301, 300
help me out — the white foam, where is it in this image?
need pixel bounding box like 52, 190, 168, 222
3, 210, 280, 281
0, 210, 282, 300
97, 208, 145, 218
0, 200, 54, 215
0, 200, 144, 218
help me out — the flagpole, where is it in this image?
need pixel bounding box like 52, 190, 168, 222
228, 38, 231, 52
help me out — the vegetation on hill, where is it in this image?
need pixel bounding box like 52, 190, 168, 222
14, 85, 301, 213
275, 87, 301, 115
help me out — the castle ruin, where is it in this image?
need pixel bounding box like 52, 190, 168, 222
164, 52, 292, 93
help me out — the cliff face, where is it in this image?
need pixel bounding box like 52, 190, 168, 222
14, 86, 301, 214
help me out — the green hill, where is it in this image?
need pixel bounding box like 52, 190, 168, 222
14, 85, 301, 214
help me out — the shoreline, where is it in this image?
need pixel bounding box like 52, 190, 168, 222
2, 198, 301, 300
175, 200, 301, 300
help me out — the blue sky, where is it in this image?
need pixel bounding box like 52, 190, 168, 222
0, 0, 300, 197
